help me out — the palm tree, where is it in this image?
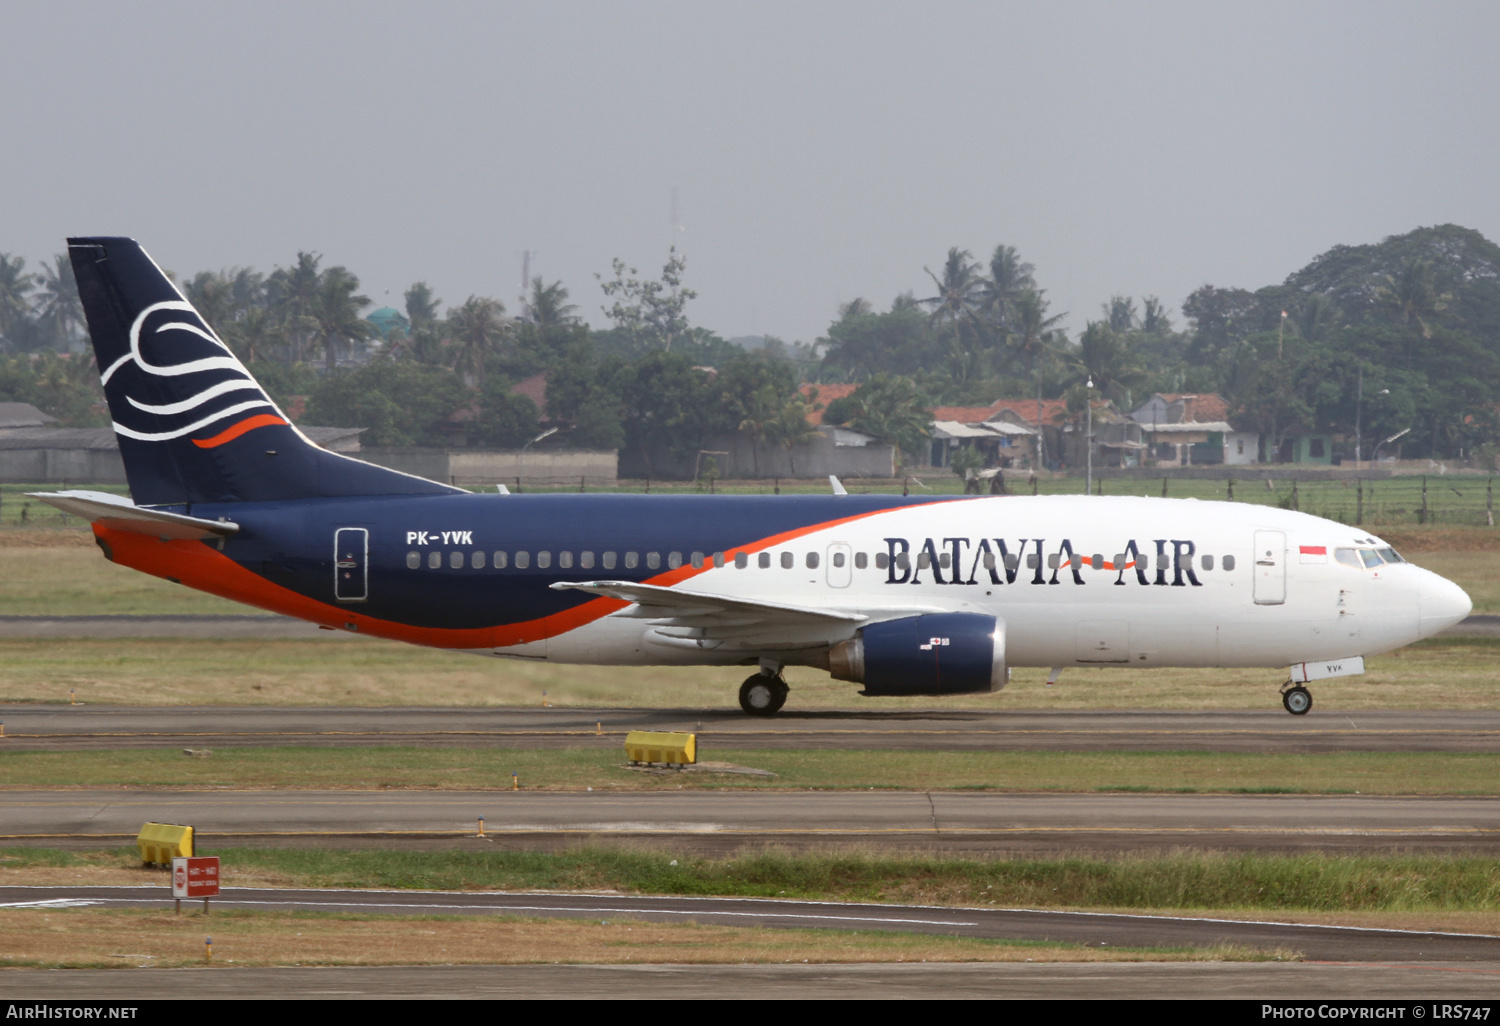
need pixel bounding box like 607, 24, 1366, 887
763, 392, 823, 476
447, 296, 508, 387
33, 255, 83, 351
1009, 288, 1066, 464
1141, 296, 1172, 334
268, 252, 323, 364
527, 279, 578, 332
838, 297, 873, 319
922, 248, 987, 382
0, 253, 35, 351
1375, 257, 1450, 368
310, 267, 373, 372
1102, 295, 1139, 333
979, 244, 1035, 335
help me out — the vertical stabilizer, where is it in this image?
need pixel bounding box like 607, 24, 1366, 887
68, 237, 460, 505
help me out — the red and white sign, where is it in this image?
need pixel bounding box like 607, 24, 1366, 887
171, 856, 220, 898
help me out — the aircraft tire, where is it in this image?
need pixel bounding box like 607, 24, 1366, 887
739, 674, 788, 716
1282, 685, 1312, 716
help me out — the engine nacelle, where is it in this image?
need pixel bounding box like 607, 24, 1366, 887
828, 612, 1006, 696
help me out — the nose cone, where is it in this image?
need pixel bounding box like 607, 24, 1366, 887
1419, 571, 1472, 638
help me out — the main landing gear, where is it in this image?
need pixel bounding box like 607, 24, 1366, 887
1281, 683, 1313, 716
739, 671, 789, 716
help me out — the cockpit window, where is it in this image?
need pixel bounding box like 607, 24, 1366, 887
1359, 548, 1385, 568
1378, 547, 1404, 564
1335, 548, 1362, 569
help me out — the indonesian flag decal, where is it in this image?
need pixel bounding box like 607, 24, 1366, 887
1299, 545, 1328, 564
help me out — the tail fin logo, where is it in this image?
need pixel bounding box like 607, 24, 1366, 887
100, 301, 284, 443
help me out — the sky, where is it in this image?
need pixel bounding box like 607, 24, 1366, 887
3, 1, 1498, 345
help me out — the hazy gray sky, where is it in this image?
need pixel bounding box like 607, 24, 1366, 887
4, 1, 1497, 343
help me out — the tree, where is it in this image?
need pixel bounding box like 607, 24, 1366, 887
837, 375, 932, 464
32, 255, 83, 351
979, 244, 1036, 335
597, 247, 697, 352
446, 296, 508, 387
305, 361, 466, 447
0, 254, 35, 352
267, 252, 323, 364
922, 248, 988, 383
1375, 256, 1451, 369
310, 267, 374, 372
716, 355, 798, 476
476, 380, 540, 448
763, 391, 822, 475
614, 351, 714, 475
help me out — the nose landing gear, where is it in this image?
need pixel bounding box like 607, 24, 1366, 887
1281, 683, 1313, 716
739, 671, 789, 716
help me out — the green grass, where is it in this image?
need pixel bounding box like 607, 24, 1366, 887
11, 845, 1499, 914
2, 747, 1496, 794
2, 635, 1496, 710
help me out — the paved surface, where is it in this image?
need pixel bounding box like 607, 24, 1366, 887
5, 613, 1499, 638
3, 790, 1497, 854
6, 705, 1500, 753
3, 961, 1499, 1000
3, 885, 1499, 963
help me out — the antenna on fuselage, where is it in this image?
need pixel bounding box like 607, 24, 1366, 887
496, 483, 511, 495
829, 475, 848, 496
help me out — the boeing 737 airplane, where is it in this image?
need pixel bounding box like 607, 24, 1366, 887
32, 238, 1473, 716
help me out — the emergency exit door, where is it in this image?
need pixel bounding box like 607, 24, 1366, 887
334, 528, 369, 602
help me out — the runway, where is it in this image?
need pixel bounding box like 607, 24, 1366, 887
3, 884, 1499, 962
4, 789, 1497, 854
5, 961, 1500, 1000
5, 704, 1500, 753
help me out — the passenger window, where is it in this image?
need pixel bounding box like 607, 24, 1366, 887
713, 552, 725, 568
406, 551, 420, 569
855, 552, 868, 570
515, 551, 530, 569
832, 552, 846, 568
690, 552, 704, 569
667, 551, 682, 569
1005, 554, 1020, 572
735, 552, 748, 569
537, 551, 552, 569
983, 553, 996, 570
807, 552, 820, 569
1047, 554, 1059, 570
1091, 553, 1103, 570
917, 552, 931, 569
876, 552, 889, 570
495, 551, 508, 569
450, 552, 463, 568
1223, 555, 1236, 571
625, 552, 638, 569
602, 551, 616, 569
895, 553, 910, 570
581, 551, 595, 569
1360, 548, 1385, 568
1114, 553, 1126, 567
780, 551, 794, 569
1201, 554, 1214, 571
428, 551, 441, 569
939, 552, 951, 569
647, 552, 661, 569
559, 551, 572, 569
759, 553, 771, 569
1026, 553, 1039, 569
472, 551, 485, 569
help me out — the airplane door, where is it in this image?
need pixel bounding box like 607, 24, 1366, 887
826, 543, 852, 588
334, 527, 369, 602
1253, 530, 1285, 605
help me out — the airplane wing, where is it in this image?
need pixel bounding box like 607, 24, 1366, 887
27, 489, 240, 541
549, 580, 869, 651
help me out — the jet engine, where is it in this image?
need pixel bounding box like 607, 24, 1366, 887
828, 612, 1006, 696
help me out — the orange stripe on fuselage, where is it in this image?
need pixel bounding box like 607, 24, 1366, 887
192, 414, 287, 449
92, 498, 964, 650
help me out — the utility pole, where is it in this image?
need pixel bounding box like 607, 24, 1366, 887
1085, 377, 1094, 496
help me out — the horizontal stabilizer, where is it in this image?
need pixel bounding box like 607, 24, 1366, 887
27, 490, 239, 540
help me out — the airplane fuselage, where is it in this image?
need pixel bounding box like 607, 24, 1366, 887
93, 492, 1465, 673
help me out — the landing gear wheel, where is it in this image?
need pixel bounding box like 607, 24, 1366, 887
739, 673, 788, 716
1282, 685, 1312, 716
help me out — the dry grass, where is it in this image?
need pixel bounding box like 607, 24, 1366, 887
2, 747, 1496, 795
0, 908, 1287, 968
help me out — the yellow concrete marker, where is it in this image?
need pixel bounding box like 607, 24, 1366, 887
624, 730, 696, 767
137, 822, 193, 865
